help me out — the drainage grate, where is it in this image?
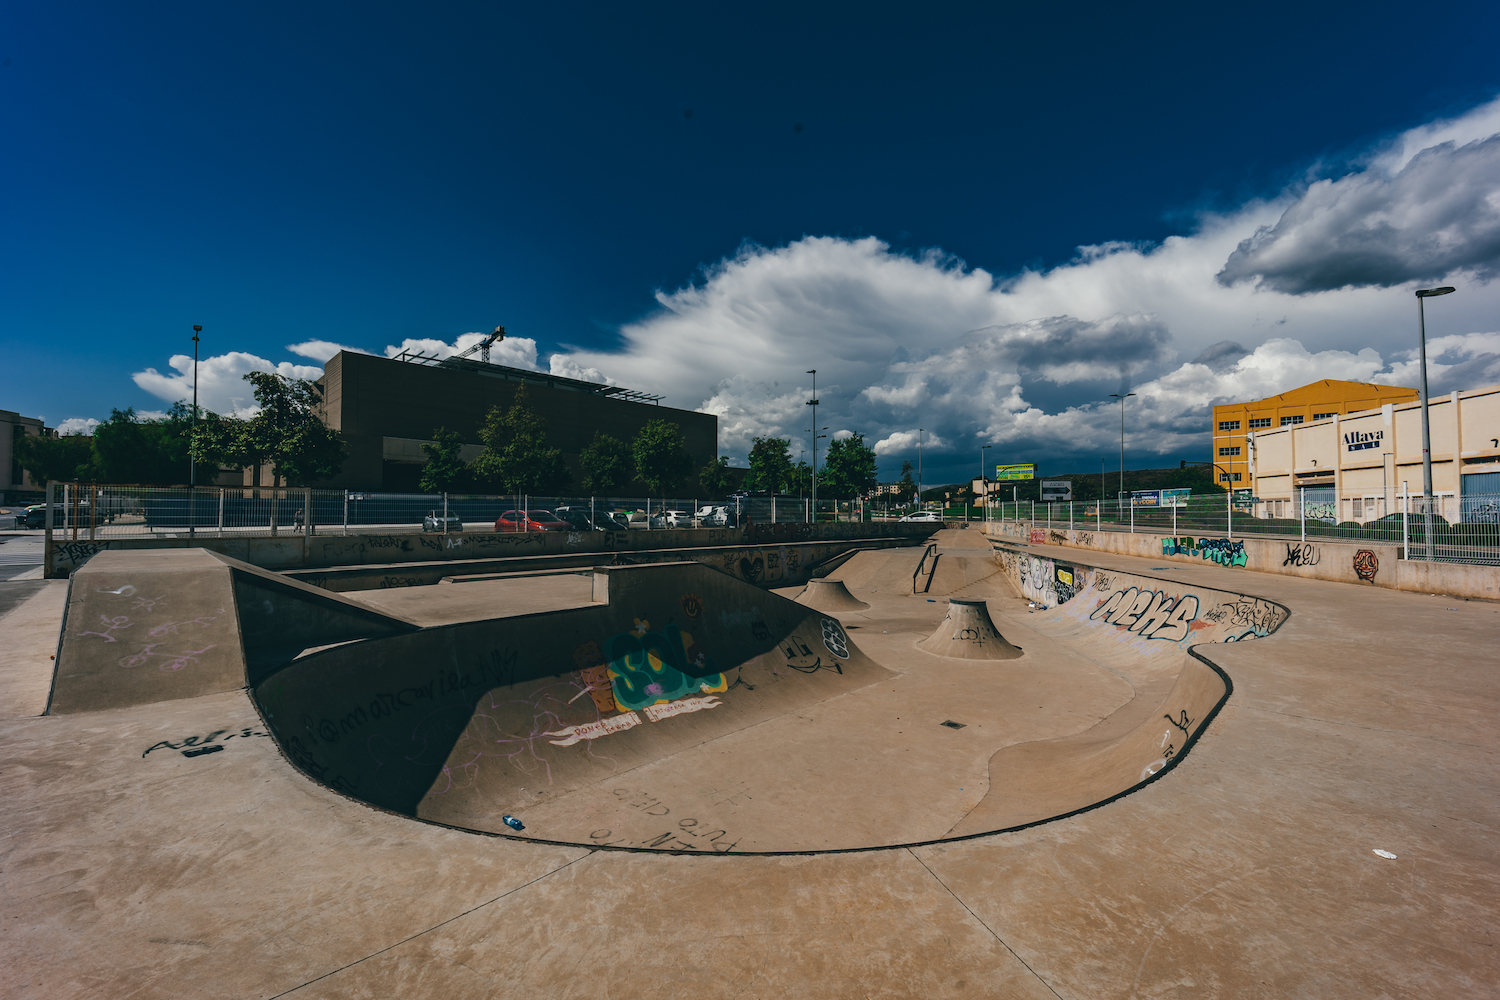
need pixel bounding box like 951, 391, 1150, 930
940, 720, 966, 729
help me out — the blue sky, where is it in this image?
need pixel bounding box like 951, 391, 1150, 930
4, 2, 1500, 486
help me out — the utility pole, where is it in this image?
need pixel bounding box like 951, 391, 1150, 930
1415, 286, 1455, 561
806, 370, 819, 520
1109, 392, 1135, 504
190, 325, 202, 540
917, 428, 923, 506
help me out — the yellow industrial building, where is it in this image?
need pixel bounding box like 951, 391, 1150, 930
1211, 380, 1418, 485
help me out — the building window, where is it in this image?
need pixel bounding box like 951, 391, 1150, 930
1232, 472, 1242, 481
1218, 446, 1241, 457
1219, 473, 1231, 482
1313, 412, 1336, 420
1217, 420, 1241, 431
1280, 415, 1305, 426
1248, 417, 1272, 428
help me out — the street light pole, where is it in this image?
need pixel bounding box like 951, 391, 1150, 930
806, 370, 819, 522
190, 325, 202, 540
917, 428, 923, 507
1415, 286, 1455, 561
979, 444, 991, 524
1109, 392, 1135, 504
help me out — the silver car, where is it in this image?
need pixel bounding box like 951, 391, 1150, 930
422, 510, 463, 532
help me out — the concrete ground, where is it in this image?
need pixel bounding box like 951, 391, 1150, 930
2, 531, 1497, 997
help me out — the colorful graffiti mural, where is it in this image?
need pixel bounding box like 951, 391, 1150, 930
1088, 587, 1201, 642
604, 620, 729, 711
1353, 549, 1379, 581
1161, 536, 1248, 568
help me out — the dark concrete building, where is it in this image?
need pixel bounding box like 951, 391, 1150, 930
303, 351, 718, 493
2, 409, 49, 502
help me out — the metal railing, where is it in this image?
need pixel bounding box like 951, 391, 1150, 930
30, 484, 898, 541
983, 490, 1500, 566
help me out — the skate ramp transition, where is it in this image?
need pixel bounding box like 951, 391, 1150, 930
915, 598, 1022, 659
794, 578, 869, 613
252, 561, 888, 828
941, 542, 1289, 838
49, 549, 419, 714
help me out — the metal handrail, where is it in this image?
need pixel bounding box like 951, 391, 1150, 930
913, 542, 938, 593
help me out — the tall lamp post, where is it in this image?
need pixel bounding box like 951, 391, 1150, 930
806, 370, 819, 522
1109, 392, 1135, 506
1416, 286, 1455, 561
979, 444, 991, 523
917, 428, 924, 507
190, 325, 202, 540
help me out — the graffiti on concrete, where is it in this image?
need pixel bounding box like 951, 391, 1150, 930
1088, 587, 1202, 642
821, 618, 850, 658
1075, 532, 1095, 547
1162, 536, 1248, 568
1201, 596, 1286, 635
1353, 549, 1379, 581
1029, 528, 1047, 544
1048, 530, 1069, 545
604, 620, 728, 712
53, 540, 107, 573
1018, 553, 1086, 608
142, 725, 270, 758
1282, 542, 1321, 567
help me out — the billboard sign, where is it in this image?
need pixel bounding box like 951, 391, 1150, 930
1040, 480, 1072, 501
1130, 488, 1190, 508
995, 463, 1036, 481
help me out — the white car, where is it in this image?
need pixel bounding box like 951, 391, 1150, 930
899, 510, 943, 523
663, 510, 694, 528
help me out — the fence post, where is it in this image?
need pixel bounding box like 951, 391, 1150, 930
219, 488, 226, 537
1129, 498, 1134, 534
442, 492, 449, 534
44, 481, 54, 547
1299, 487, 1305, 543
591, 495, 595, 530
304, 487, 313, 539
90, 484, 98, 541
1227, 485, 1232, 539
187, 481, 195, 540
1401, 481, 1409, 560
1172, 498, 1176, 537
270, 488, 278, 537
342, 490, 348, 536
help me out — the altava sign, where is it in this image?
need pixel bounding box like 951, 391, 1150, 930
1345, 429, 1383, 452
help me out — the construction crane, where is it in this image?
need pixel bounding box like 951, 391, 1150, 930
450, 325, 506, 365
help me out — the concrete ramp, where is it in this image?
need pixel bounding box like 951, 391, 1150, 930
253, 562, 891, 828
915, 598, 1023, 660
50, 549, 417, 714
795, 578, 870, 613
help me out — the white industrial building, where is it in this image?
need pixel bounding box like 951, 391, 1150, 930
1247, 383, 1500, 522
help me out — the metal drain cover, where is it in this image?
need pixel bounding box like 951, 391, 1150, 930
940, 720, 966, 729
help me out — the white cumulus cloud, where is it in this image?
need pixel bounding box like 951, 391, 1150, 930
133, 352, 325, 417
56, 417, 101, 435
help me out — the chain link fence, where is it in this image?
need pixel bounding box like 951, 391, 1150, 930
983, 490, 1500, 566
31, 484, 896, 540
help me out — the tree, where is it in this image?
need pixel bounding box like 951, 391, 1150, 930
91, 406, 193, 484
788, 460, 813, 497
819, 433, 878, 500
220, 373, 347, 486
472, 385, 571, 494
579, 431, 632, 495
745, 437, 794, 493
632, 419, 695, 498
898, 460, 917, 499
15, 432, 96, 484
697, 455, 734, 496
419, 427, 470, 493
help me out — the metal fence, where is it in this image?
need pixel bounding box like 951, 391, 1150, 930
982, 490, 1500, 566
30, 483, 898, 541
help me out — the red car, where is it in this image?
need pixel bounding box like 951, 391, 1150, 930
494, 509, 572, 533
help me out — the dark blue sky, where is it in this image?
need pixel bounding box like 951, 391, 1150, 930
3, 2, 1500, 480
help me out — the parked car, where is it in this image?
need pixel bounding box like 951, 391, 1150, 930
422, 509, 463, 532
663, 509, 694, 528
597, 510, 632, 530
553, 506, 607, 531
696, 505, 732, 527
899, 510, 943, 523
494, 509, 572, 532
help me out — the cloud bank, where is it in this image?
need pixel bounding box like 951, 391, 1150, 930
128, 96, 1500, 479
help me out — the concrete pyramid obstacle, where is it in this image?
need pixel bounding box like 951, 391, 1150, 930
796, 578, 871, 613
916, 598, 1022, 660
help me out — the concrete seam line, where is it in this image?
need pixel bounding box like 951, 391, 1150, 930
263, 853, 591, 998
906, 848, 1065, 1000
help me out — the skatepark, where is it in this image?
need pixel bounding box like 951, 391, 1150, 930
2, 525, 1496, 997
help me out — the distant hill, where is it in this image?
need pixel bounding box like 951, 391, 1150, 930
922, 464, 1220, 502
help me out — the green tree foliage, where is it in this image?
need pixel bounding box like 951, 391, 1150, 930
632, 419, 695, 497
186, 374, 346, 487
579, 431, 633, 495
91, 406, 194, 484
819, 433, 878, 499
745, 436, 794, 493
472, 385, 571, 494
697, 455, 734, 495
898, 460, 917, 496
419, 427, 470, 493
14, 432, 97, 484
